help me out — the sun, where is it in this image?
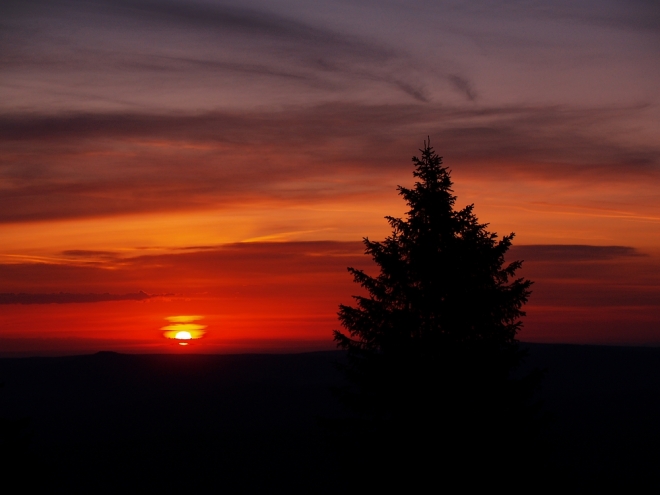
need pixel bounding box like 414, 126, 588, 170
162, 315, 207, 345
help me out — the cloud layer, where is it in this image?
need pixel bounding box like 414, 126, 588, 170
1, 103, 657, 225
0, 242, 658, 347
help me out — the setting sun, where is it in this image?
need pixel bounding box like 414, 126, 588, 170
162, 316, 207, 344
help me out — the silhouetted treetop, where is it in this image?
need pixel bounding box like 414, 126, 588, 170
333, 139, 534, 425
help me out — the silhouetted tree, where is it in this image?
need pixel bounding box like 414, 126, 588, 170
333, 139, 539, 487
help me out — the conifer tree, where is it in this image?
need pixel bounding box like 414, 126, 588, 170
333, 140, 537, 482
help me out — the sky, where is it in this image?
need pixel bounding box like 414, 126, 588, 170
1, 0, 659, 355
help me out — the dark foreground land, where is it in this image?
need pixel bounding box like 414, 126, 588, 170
1, 344, 660, 493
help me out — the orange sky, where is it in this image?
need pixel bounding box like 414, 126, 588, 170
1, 1, 659, 355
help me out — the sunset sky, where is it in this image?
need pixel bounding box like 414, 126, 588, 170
1, 0, 659, 355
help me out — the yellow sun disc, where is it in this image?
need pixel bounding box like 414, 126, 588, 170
174, 331, 192, 340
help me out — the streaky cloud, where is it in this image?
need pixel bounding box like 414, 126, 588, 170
0, 291, 152, 305
391, 80, 429, 103
62, 250, 121, 259
509, 245, 644, 262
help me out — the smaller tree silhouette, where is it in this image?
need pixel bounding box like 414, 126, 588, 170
333, 140, 539, 486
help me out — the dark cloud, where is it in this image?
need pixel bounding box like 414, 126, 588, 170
62, 250, 121, 259
144, 55, 319, 83
174, 245, 222, 251
503, 244, 660, 313
509, 245, 643, 262
124, 241, 368, 277
0, 291, 152, 304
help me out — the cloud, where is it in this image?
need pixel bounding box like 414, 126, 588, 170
143, 55, 319, 83
124, 241, 368, 278
506, 244, 660, 313
448, 75, 477, 102
0, 291, 152, 304
509, 245, 643, 262
62, 250, 121, 259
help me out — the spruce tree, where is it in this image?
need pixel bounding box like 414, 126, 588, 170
333, 140, 538, 484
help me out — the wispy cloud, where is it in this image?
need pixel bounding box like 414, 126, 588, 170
448, 75, 477, 102
1, 0, 442, 109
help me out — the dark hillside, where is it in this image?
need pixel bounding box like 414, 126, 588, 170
522, 344, 660, 491
1, 345, 660, 492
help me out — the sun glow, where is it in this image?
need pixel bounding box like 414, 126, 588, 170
162, 315, 207, 344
